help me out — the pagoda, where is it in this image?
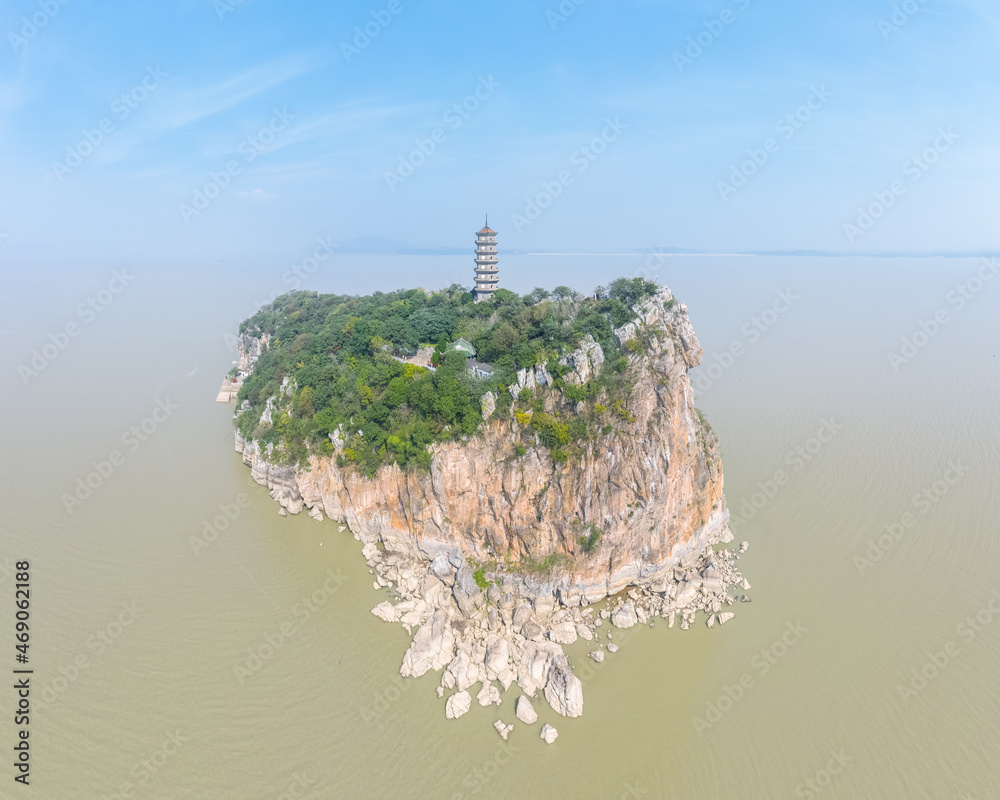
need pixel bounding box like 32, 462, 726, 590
473, 218, 499, 303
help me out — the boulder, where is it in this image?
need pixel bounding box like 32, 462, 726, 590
447, 646, 481, 692
675, 581, 698, 608
540, 724, 558, 744
588, 650, 605, 663
547, 621, 578, 645
515, 695, 537, 725
493, 720, 514, 741
370, 601, 397, 623
477, 683, 502, 706
607, 643, 619, 653
400, 609, 456, 678
544, 654, 584, 718
430, 554, 456, 586
484, 635, 510, 679
453, 561, 484, 618
520, 620, 544, 642
718, 612, 735, 625
611, 600, 639, 629
445, 691, 472, 720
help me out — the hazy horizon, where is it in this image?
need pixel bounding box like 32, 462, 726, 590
2, 0, 999, 270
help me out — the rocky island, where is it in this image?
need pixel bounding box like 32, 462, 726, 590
230, 279, 750, 733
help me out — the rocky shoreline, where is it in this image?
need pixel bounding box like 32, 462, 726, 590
358, 528, 751, 738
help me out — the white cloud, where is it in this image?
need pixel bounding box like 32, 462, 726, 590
238, 188, 277, 202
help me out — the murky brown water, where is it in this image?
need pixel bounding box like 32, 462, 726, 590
1, 255, 997, 799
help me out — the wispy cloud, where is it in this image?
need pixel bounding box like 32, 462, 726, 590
147, 54, 319, 132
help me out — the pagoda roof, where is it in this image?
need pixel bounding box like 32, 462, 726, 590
477, 225, 496, 234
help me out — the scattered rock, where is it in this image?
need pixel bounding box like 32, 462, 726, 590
493, 720, 514, 741
445, 691, 472, 719
718, 612, 735, 625
588, 650, 604, 663
706, 614, 716, 628
539, 724, 558, 744
515, 696, 537, 725
741, 595, 752, 603
739, 541, 749, 553
607, 643, 619, 653
477, 683, 502, 706
371, 601, 397, 623
278, 507, 287, 517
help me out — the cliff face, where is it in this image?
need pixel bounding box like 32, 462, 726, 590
235, 287, 731, 603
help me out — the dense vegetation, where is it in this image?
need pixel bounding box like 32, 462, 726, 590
235, 278, 661, 475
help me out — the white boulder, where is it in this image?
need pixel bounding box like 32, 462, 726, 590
445, 691, 472, 720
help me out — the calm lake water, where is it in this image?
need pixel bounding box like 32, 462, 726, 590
1, 254, 998, 799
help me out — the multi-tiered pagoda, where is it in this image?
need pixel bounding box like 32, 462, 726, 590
473, 219, 499, 303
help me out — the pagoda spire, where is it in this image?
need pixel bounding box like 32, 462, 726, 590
473, 219, 499, 303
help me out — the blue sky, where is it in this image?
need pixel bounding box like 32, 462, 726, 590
0, 0, 997, 262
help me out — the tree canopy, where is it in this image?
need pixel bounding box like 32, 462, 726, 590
234, 278, 659, 475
